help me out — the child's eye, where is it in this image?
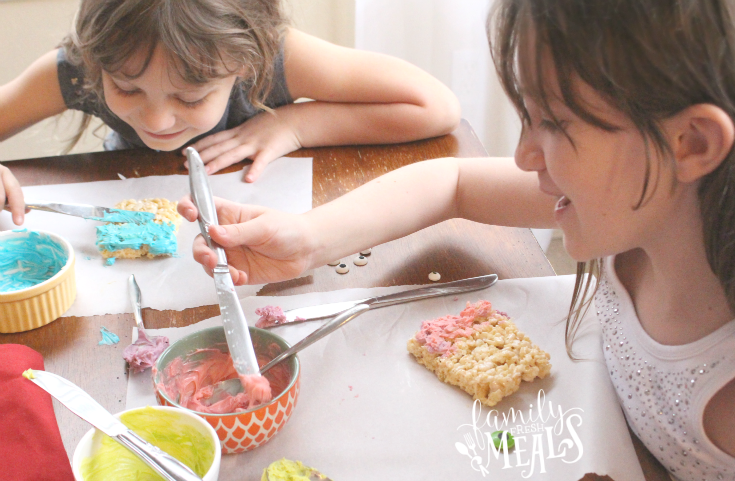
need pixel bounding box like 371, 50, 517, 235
178, 97, 206, 109
114, 84, 140, 97
539, 119, 567, 133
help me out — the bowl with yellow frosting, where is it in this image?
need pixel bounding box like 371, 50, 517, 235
153, 326, 301, 454
72, 405, 221, 481
0, 229, 76, 333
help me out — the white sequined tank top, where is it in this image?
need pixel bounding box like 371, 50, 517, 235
595, 256, 735, 481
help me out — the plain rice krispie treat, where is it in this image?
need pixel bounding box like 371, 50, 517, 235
407, 300, 551, 407
96, 198, 183, 260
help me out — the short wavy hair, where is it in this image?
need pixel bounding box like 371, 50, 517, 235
60, 0, 288, 149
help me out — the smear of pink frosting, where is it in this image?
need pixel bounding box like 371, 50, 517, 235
255, 305, 287, 328
123, 328, 170, 373
414, 300, 506, 356
155, 347, 291, 414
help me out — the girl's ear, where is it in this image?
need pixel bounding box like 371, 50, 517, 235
669, 104, 735, 183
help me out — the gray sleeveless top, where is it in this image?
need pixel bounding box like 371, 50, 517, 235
57, 47, 292, 150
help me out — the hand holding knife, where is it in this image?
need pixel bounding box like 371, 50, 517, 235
186, 146, 261, 379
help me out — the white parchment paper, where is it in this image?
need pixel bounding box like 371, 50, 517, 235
0, 157, 312, 316
126, 275, 646, 481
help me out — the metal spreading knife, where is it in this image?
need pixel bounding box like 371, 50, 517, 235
186, 146, 260, 378
24, 369, 202, 481
257, 274, 499, 328
3, 200, 154, 224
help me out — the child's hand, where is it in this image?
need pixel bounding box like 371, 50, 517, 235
0, 164, 26, 225
177, 195, 315, 285
184, 110, 302, 183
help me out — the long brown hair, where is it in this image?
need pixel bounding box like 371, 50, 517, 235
488, 0, 735, 357
60, 0, 288, 150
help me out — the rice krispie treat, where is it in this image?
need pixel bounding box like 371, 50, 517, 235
96, 198, 183, 261
407, 300, 551, 407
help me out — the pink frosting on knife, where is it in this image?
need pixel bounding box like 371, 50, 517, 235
255, 305, 287, 328
255, 305, 305, 328
123, 328, 170, 373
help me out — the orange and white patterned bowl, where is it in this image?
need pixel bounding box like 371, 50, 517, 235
154, 326, 300, 454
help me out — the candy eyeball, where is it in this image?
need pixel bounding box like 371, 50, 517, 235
353, 256, 368, 266
360, 248, 372, 255
336, 263, 350, 274
327, 260, 342, 266
428, 271, 441, 282
491, 430, 515, 450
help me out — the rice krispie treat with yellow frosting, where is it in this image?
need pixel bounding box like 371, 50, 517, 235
96, 198, 183, 263
407, 300, 551, 407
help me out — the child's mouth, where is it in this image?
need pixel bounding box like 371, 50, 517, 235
555, 196, 571, 211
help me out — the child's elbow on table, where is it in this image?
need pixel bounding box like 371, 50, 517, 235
417, 82, 462, 138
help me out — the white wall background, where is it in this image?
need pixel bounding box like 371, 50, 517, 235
354, 0, 521, 157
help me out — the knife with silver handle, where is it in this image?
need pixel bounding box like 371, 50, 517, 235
128, 274, 144, 331
207, 304, 371, 405
187, 146, 260, 378
24, 370, 202, 481
3, 200, 154, 223
258, 274, 499, 328
260, 303, 371, 374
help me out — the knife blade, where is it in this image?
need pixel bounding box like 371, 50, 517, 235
24, 369, 202, 481
258, 274, 499, 328
186, 146, 260, 377
4, 200, 155, 224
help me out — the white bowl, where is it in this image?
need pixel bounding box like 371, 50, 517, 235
72, 405, 221, 481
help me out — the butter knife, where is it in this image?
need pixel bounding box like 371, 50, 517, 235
257, 274, 499, 328
24, 369, 202, 481
187, 146, 260, 378
4, 200, 154, 224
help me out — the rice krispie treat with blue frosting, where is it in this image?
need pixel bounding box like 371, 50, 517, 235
96, 198, 182, 264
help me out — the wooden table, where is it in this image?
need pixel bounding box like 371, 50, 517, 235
0, 120, 666, 480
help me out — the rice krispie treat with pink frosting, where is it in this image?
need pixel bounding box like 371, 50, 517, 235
407, 300, 551, 406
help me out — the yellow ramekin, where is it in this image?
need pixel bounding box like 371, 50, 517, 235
0, 230, 77, 333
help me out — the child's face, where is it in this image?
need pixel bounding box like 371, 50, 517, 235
515, 79, 677, 262
101, 45, 239, 151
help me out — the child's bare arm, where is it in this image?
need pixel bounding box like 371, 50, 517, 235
281, 28, 461, 147
0, 49, 67, 141
179, 157, 556, 285
0, 49, 66, 224
190, 28, 461, 181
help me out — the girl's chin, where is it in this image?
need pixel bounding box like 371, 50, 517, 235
559, 233, 598, 264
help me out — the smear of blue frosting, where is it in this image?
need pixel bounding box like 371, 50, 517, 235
0, 230, 68, 292
99, 326, 120, 345
88, 209, 156, 225
96, 221, 177, 256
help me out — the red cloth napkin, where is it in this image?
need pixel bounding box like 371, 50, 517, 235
0, 344, 74, 481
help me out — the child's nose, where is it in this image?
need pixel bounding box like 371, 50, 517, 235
514, 129, 546, 172
139, 104, 177, 133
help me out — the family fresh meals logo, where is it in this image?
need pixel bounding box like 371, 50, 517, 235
455, 390, 584, 478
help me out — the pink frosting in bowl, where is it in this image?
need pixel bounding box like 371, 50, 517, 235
153, 326, 300, 454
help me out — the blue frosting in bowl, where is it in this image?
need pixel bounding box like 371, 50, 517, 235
0, 230, 69, 292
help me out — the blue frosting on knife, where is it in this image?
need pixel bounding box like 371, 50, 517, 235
87, 209, 155, 224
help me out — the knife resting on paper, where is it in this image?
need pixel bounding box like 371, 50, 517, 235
257, 274, 499, 328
